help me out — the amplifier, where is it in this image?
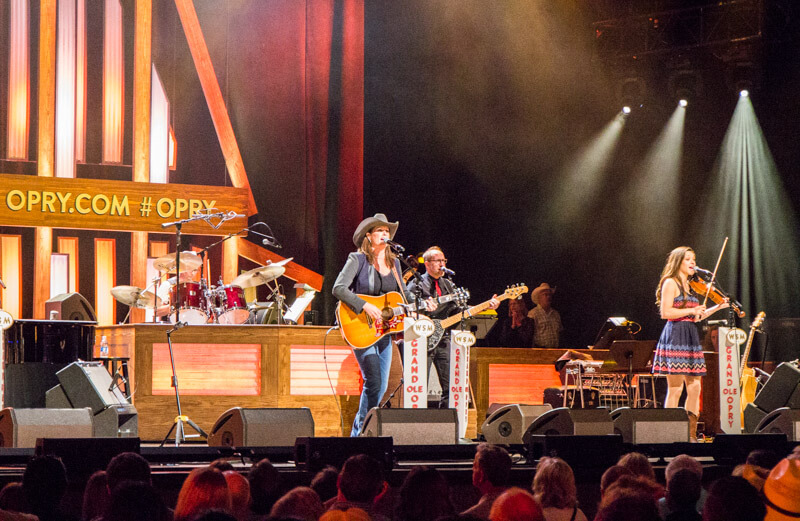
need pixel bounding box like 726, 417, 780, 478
543, 387, 600, 409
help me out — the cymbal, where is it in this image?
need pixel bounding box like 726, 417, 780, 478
153, 251, 202, 273
232, 264, 286, 288
111, 285, 162, 308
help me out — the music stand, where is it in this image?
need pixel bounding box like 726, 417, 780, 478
600, 340, 656, 408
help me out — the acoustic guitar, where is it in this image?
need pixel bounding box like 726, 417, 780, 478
740, 311, 765, 419
336, 288, 469, 349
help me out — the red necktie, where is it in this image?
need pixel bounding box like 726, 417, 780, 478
434, 278, 442, 297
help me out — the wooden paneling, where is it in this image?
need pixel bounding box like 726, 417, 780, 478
0, 235, 22, 318
95, 238, 116, 325
487, 364, 562, 405
96, 324, 478, 441
471, 347, 720, 434
173, 0, 256, 215
0, 174, 248, 234
151, 343, 260, 395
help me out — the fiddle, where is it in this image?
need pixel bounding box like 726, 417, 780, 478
688, 274, 745, 318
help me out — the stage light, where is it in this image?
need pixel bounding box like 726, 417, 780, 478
740, 89, 749, 97
698, 94, 800, 320
622, 106, 631, 114
679, 99, 688, 107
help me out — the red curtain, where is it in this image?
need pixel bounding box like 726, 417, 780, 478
306, 0, 364, 319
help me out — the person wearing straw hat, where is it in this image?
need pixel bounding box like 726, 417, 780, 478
333, 214, 437, 436
763, 457, 800, 521
527, 283, 563, 348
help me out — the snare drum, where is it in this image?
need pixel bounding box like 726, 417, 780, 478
170, 281, 208, 325
215, 285, 250, 324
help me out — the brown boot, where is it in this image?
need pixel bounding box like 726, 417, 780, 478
687, 411, 698, 442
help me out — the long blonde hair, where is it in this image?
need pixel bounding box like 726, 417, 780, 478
359, 228, 397, 267
655, 246, 693, 307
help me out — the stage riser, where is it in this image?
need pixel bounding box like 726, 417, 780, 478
96, 325, 477, 441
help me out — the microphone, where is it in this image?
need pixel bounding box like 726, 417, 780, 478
262, 237, 283, 249
0, 277, 5, 289
441, 266, 456, 277
694, 267, 713, 280
382, 238, 405, 253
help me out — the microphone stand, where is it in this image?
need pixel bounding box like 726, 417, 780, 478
159, 212, 238, 446
159, 321, 207, 446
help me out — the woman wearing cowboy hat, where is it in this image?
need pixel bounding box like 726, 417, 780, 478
333, 213, 436, 436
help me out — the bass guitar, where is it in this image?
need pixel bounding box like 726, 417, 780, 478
426, 284, 529, 350
740, 311, 765, 420
336, 288, 469, 350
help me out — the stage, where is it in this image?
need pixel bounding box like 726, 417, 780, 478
88, 324, 727, 442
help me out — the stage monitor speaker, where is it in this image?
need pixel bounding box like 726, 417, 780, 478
754, 362, 800, 412
610, 407, 689, 444
93, 405, 138, 438
543, 387, 600, 409
755, 407, 800, 441
360, 408, 458, 445
56, 362, 128, 414
5, 363, 67, 408
481, 404, 552, 444
294, 436, 394, 472
208, 407, 314, 447
523, 407, 613, 441
45, 385, 72, 409
0, 408, 93, 448
712, 433, 789, 465
743, 402, 769, 434
45, 293, 96, 322
526, 434, 623, 470
36, 437, 140, 481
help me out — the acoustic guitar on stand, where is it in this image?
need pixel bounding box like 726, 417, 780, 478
740, 311, 765, 419
336, 288, 469, 350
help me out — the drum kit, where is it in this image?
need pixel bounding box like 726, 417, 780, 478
111, 251, 293, 325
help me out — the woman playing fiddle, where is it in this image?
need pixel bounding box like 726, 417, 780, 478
653, 246, 729, 441
333, 213, 436, 436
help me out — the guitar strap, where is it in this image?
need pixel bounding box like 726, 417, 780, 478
390, 260, 408, 304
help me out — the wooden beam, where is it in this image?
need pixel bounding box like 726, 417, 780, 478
130, 231, 148, 323
222, 236, 239, 287
37, 0, 56, 177
133, 0, 152, 183
130, 0, 152, 323
34, 0, 57, 319
173, 0, 257, 215
33, 227, 52, 319
235, 237, 323, 291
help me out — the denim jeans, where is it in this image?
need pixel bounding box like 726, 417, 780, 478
350, 335, 392, 436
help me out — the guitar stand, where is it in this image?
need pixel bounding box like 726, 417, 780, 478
381, 378, 404, 409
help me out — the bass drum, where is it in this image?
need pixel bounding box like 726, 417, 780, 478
170, 281, 208, 325
215, 285, 250, 324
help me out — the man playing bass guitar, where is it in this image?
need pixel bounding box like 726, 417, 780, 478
408, 247, 499, 408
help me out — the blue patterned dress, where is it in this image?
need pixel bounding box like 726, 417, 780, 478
652, 291, 706, 376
